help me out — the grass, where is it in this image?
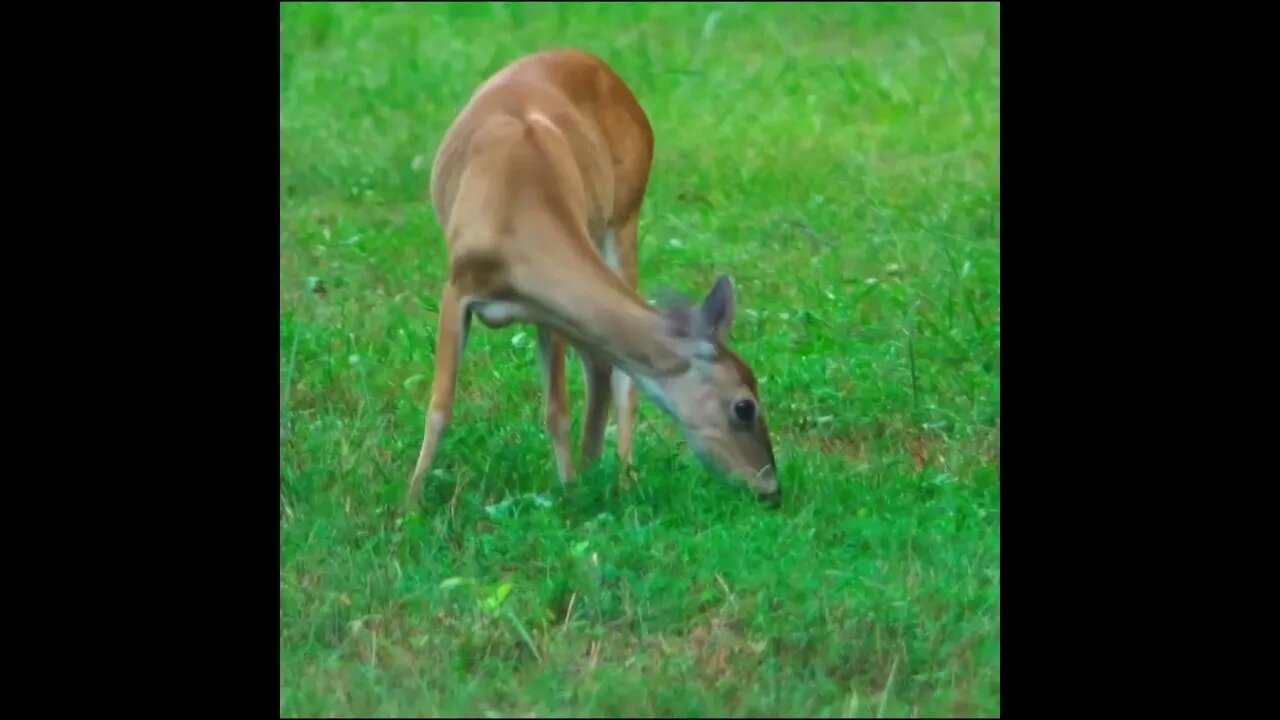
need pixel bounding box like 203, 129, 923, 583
280, 2, 999, 716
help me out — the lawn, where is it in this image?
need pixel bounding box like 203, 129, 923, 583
280, 2, 1000, 716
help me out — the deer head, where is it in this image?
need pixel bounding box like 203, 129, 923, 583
635, 275, 781, 505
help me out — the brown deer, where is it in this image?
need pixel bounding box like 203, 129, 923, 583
407, 49, 780, 507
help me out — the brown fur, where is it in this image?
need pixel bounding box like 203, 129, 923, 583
406, 49, 780, 507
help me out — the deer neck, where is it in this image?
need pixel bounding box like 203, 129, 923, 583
446, 181, 693, 387
505, 238, 691, 381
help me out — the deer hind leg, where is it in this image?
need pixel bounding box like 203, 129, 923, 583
537, 325, 575, 483
605, 216, 641, 469
407, 282, 472, 507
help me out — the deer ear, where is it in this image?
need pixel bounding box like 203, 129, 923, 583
662, 304, 696, 338
698, 274, 736, 343
657, 301, 715, 364
657, 290, 697, 339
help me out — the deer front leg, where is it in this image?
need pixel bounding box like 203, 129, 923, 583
579, 350, 614, 467
611, 215, 641, 471
407, 282, 472, 508
537, 325, 575, 482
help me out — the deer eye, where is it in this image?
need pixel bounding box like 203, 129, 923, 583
732, 399, 756, 424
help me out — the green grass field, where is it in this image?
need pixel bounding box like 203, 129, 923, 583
280, 2, 999, 716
